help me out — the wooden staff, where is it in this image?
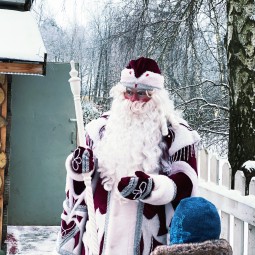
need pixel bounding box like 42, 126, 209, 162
69, 61, 99, 255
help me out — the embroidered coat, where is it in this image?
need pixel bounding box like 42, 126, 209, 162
56, 114, 200, 255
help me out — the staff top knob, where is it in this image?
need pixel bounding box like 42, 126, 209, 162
69, 60, 79, 78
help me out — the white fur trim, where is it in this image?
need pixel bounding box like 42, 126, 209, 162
85, 114, 108, 144
169, 123, 200, 156
65, 153, 84, 182
142, 214, 167, 255
171, 161, 198, 196
165, 203, 174, 244
120, 68, 137, 84
104, 192, 138, 254
120, 68, 164, 89
141, 174, 176, 205
138, 70, 164, 89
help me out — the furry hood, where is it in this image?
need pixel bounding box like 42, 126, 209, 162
150, 239, 233, 255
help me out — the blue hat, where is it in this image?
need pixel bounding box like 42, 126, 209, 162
170, 197, 221, 244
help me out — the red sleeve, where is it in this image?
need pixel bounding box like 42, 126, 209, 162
170, 148, 197, 209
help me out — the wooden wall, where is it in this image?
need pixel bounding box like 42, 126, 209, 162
0, 74, 9, 250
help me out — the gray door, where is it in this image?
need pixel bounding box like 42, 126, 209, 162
8, 63, 77, 225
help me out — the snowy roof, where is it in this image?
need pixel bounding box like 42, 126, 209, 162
0, 9, 47, 63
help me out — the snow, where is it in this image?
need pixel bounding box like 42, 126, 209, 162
5, 226, 59, 255
241, 160, 255, 173
0, 9, 46, 62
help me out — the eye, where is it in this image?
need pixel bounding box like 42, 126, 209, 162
137, 91, 146, 97
126, 89, 133, 96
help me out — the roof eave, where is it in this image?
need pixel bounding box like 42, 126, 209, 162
0, 0, 34, 11
0, 53, 47, 76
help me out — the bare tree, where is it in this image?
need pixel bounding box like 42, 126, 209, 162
33, 0, 231, 155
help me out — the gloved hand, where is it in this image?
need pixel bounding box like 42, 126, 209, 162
117, 171, 154, 200
71, 146, 94, 173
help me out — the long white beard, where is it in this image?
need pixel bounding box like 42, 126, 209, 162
95, 95, 163, 191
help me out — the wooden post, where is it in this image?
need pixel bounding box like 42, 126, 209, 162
198, 149, 209, 181
220, 162, 232, 242
0, 74, 8, 248
222, 162, 232, 189
249, 177, 255, 196
248, 177, 255, 255
248, 224, 255, 255
234, 170, 246, 255
210, 155, 219, 184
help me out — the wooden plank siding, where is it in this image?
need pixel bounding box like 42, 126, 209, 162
0, 62, 45, 75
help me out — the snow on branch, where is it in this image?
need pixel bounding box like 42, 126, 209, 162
169, 79, 229, 94
198, 128, 229, 136
241, 161, 255, 173
176, 97, 229, 112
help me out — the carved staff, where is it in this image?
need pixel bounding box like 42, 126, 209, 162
69, 61, 99, 255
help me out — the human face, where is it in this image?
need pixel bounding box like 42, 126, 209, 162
124, 88, 152, 102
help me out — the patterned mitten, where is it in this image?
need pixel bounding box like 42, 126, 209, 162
117, 171, 154, 200
71, 146, 94, 173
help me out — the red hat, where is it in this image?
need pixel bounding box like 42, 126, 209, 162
120, 57, 164, 90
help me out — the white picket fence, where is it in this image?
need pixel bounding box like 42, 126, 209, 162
197, 149, 255, 255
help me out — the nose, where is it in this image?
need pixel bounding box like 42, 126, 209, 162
130, 93, 139, 102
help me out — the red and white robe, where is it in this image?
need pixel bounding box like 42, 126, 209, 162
56, 114, 200, 255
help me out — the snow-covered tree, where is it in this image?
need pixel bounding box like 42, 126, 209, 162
32, 0, 232, 156
226, 0, 255, 188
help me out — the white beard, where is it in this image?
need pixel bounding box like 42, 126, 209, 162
95, 94, 163, 191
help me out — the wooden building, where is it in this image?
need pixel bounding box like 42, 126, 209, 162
0, 0, 47, 252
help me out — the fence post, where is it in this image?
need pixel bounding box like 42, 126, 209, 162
249, 177, 255, 196
233, 170, 246, 255
222, 162, 231, 189
248, 177, 255, 254
220, 162, 232, 242
248, 225, 255, 255
210, 155, 219, 184
198, 149, 208, 181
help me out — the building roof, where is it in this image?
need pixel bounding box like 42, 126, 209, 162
0, 0, 34, 11
0, 9, 47, 75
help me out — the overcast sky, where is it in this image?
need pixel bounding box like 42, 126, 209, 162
32, 0, 104, 28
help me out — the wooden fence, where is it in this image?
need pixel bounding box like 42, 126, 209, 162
197, 149, 255, 255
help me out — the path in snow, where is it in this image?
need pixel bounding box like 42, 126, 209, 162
5, 226, 60, 255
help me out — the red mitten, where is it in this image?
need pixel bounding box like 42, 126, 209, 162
71, 146, 94, 173
117, 171, 154, 200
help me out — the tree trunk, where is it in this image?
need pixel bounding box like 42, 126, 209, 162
227, 0, 255, 189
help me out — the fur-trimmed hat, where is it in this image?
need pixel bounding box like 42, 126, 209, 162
120, 57, 164, 90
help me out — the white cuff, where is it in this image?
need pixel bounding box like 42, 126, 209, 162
65, 153, 84, 181
141, 174, 176, 205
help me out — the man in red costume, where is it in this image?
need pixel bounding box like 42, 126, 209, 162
57, 57, 200, 255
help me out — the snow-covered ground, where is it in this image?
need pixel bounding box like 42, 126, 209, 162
5, 226, 60, 255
